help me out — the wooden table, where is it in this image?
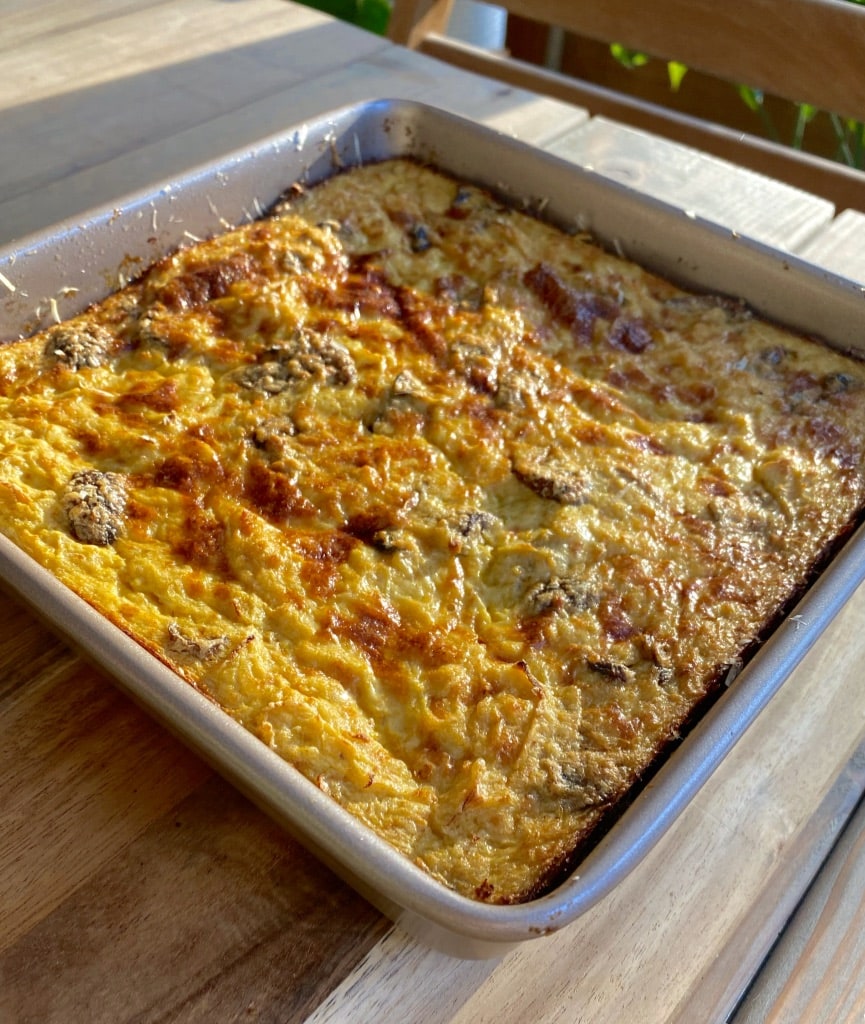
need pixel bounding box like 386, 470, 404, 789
2, 3, 865, 1020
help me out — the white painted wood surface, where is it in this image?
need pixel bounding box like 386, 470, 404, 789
548, 116, 836, 251
797, 208, 865, 285
0, 5, 586, 245
3, 3, 865, 1021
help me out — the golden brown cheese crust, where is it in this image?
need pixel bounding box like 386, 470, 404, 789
3, 159, 865, 902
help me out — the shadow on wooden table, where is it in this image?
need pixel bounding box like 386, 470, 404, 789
0, 589, 389, 1023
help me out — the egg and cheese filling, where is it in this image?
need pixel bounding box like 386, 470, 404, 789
2, 160, 865, 902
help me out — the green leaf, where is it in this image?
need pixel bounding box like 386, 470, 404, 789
852, 122, 865, 170
667, 61, 688, 92
610, 43, 649, 69
357, 0, 391, 33
737, 84, 764, 113
300, 0, 359, 21
830, 112, 857, 165
792, 103, 817, 150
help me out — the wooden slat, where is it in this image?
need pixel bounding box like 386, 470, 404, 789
0, 772, 389, 1023
547, 116, 834, 249
417, 34, 865, 215
0, 0, 155, 50
0, 0, 327, 107
732, 794, 865, 1022
0, 617, 211, 953
797, 209, 865, 283
0, 44, 587, 246
388, 0, 454, 48
0, 0, 385, 211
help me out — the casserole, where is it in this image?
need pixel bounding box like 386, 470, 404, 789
3, 100, 865, 955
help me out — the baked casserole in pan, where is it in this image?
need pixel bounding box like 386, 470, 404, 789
2, 157, 865, 904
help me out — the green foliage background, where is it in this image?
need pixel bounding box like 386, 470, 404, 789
300, 0, 392, 35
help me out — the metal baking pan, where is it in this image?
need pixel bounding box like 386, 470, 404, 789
3, 99, 865, 958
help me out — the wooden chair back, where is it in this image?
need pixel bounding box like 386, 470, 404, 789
388, 0, 865, 209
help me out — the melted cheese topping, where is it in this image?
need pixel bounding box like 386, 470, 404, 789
3, 160, 865, 902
